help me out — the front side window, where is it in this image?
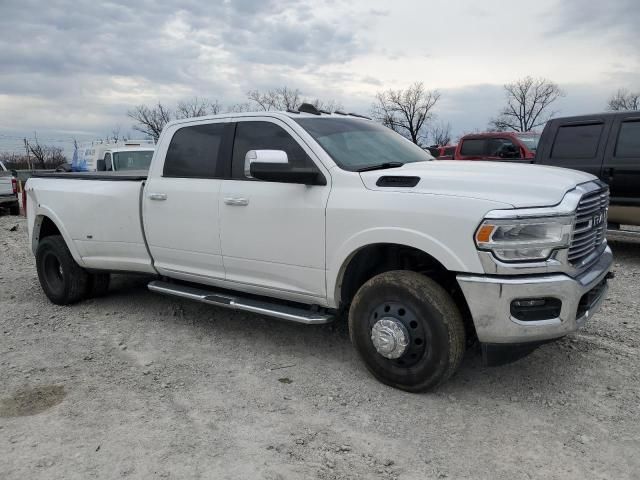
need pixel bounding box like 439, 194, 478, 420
232, 121, 315, 179
164, 123, 226, 178
113, 150, 154, 171
487, 138, 517, 157
459, 139, 486, 156
615, 121, 640, 158
294, 118, 433, 171
551, 123, 603, 159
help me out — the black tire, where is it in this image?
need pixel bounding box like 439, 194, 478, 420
86, 273, 110, 298
348, 270, 465, 392
9, 202, 20, 216
35, 235, 89, 305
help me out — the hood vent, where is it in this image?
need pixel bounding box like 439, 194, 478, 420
375, 176, 420, 187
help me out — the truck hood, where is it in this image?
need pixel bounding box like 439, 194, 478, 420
359, 160, 596, 209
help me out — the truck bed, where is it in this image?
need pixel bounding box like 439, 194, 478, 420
31, 170, 148, 181
27, 174, 154, 273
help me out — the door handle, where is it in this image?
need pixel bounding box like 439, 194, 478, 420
224, 197, 249, 206
148, 193, 167, 201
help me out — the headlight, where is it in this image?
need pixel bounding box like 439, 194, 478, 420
475, 216, 573, 262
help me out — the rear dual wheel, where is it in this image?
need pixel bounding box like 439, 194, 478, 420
348, 271, 465, 392
36, 235, 110, 305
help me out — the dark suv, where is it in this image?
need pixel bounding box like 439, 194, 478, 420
535, 111, 640, 227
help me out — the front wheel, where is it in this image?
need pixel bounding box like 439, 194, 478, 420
348, 271, 466, 392
36, 235, 89, 305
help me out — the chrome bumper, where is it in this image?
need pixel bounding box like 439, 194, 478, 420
457, 246, 613, 344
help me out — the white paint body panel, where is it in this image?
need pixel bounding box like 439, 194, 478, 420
26, 112, 598, 309
26, 177, 154, 273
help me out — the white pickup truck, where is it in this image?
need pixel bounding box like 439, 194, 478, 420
0, 160, 20, 215
25, 106, 613, 391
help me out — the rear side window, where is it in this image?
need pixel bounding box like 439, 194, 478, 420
164, 123, 227, 178
615, 121, 640, 157
551, 123, 603, 159
232, 121, 314, 179
459, 139, 486, 156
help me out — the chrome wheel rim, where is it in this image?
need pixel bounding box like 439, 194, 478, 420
369, 302, 427, 366
371, 318, 409, 359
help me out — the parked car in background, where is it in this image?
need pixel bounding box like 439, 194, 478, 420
0, 160, 19, 215
454, 132, 539, 161
426, 145, 456, 159
535, 111, 640, 227
436, 145, 457, 160
72, 140, 155, 172
25, 107, 612, 392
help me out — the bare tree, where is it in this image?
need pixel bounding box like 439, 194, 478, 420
226, 102, 253, 113
607, 88, 640, 111
489, 76, 564, 132
127, 103, 172, 141
176, 97, 222, 119
107, 125, 122, 143
371, 82, 441, 146
22, 133, 66, 169
306, 98, 344, 112
430, 121, 452, 146
247, 87, 302, 111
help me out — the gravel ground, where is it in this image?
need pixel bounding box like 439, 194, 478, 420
1, 215, 639, 480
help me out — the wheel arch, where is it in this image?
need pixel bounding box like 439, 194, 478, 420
330, 238, 477, 343
328, 228, 473, 309
32, 211, 85, 267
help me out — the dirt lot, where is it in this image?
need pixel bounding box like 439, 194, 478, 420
1, 214, 639, 480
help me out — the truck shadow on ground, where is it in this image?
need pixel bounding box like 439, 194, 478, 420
95, 274, 591, 397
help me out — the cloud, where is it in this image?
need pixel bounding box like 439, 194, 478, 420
0, 0, 638, 155
0, 0, 374, 139
547, 0, 640, 51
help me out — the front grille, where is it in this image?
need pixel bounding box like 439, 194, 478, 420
568, 187, 609, 265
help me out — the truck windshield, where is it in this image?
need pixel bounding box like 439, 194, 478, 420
113, 150, 154, 171
294, 117, 433, 171
515, 133, 541, 152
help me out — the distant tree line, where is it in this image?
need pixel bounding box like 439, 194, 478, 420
4, 78, 638, 171
127, 78, 639, 150
0, 134, 66, 170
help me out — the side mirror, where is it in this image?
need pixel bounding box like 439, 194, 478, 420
244, 150, 288, 178
244, 150, 326, 185
96, 159, 106, 171
10, 169, 18, 177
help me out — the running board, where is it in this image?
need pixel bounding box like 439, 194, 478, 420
148, 280, 334, 325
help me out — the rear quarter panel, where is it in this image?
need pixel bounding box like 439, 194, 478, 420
27, 178, 154, 273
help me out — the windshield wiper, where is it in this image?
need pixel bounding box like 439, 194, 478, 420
357, 162, 404, 172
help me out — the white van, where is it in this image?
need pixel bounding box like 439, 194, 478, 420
74, 140, 155, 172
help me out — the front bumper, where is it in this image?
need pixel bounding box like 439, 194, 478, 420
457, 246, 613, 344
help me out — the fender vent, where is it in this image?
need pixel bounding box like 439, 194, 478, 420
375, 176, 420, 187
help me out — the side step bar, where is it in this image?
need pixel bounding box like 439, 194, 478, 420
148, 280, 334, 325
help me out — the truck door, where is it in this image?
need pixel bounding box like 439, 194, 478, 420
604, 116, 640, 204
143, 120, 233, 282
219, 118, 330, 300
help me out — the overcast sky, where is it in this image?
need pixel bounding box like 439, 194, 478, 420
1, 0, 638, 153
